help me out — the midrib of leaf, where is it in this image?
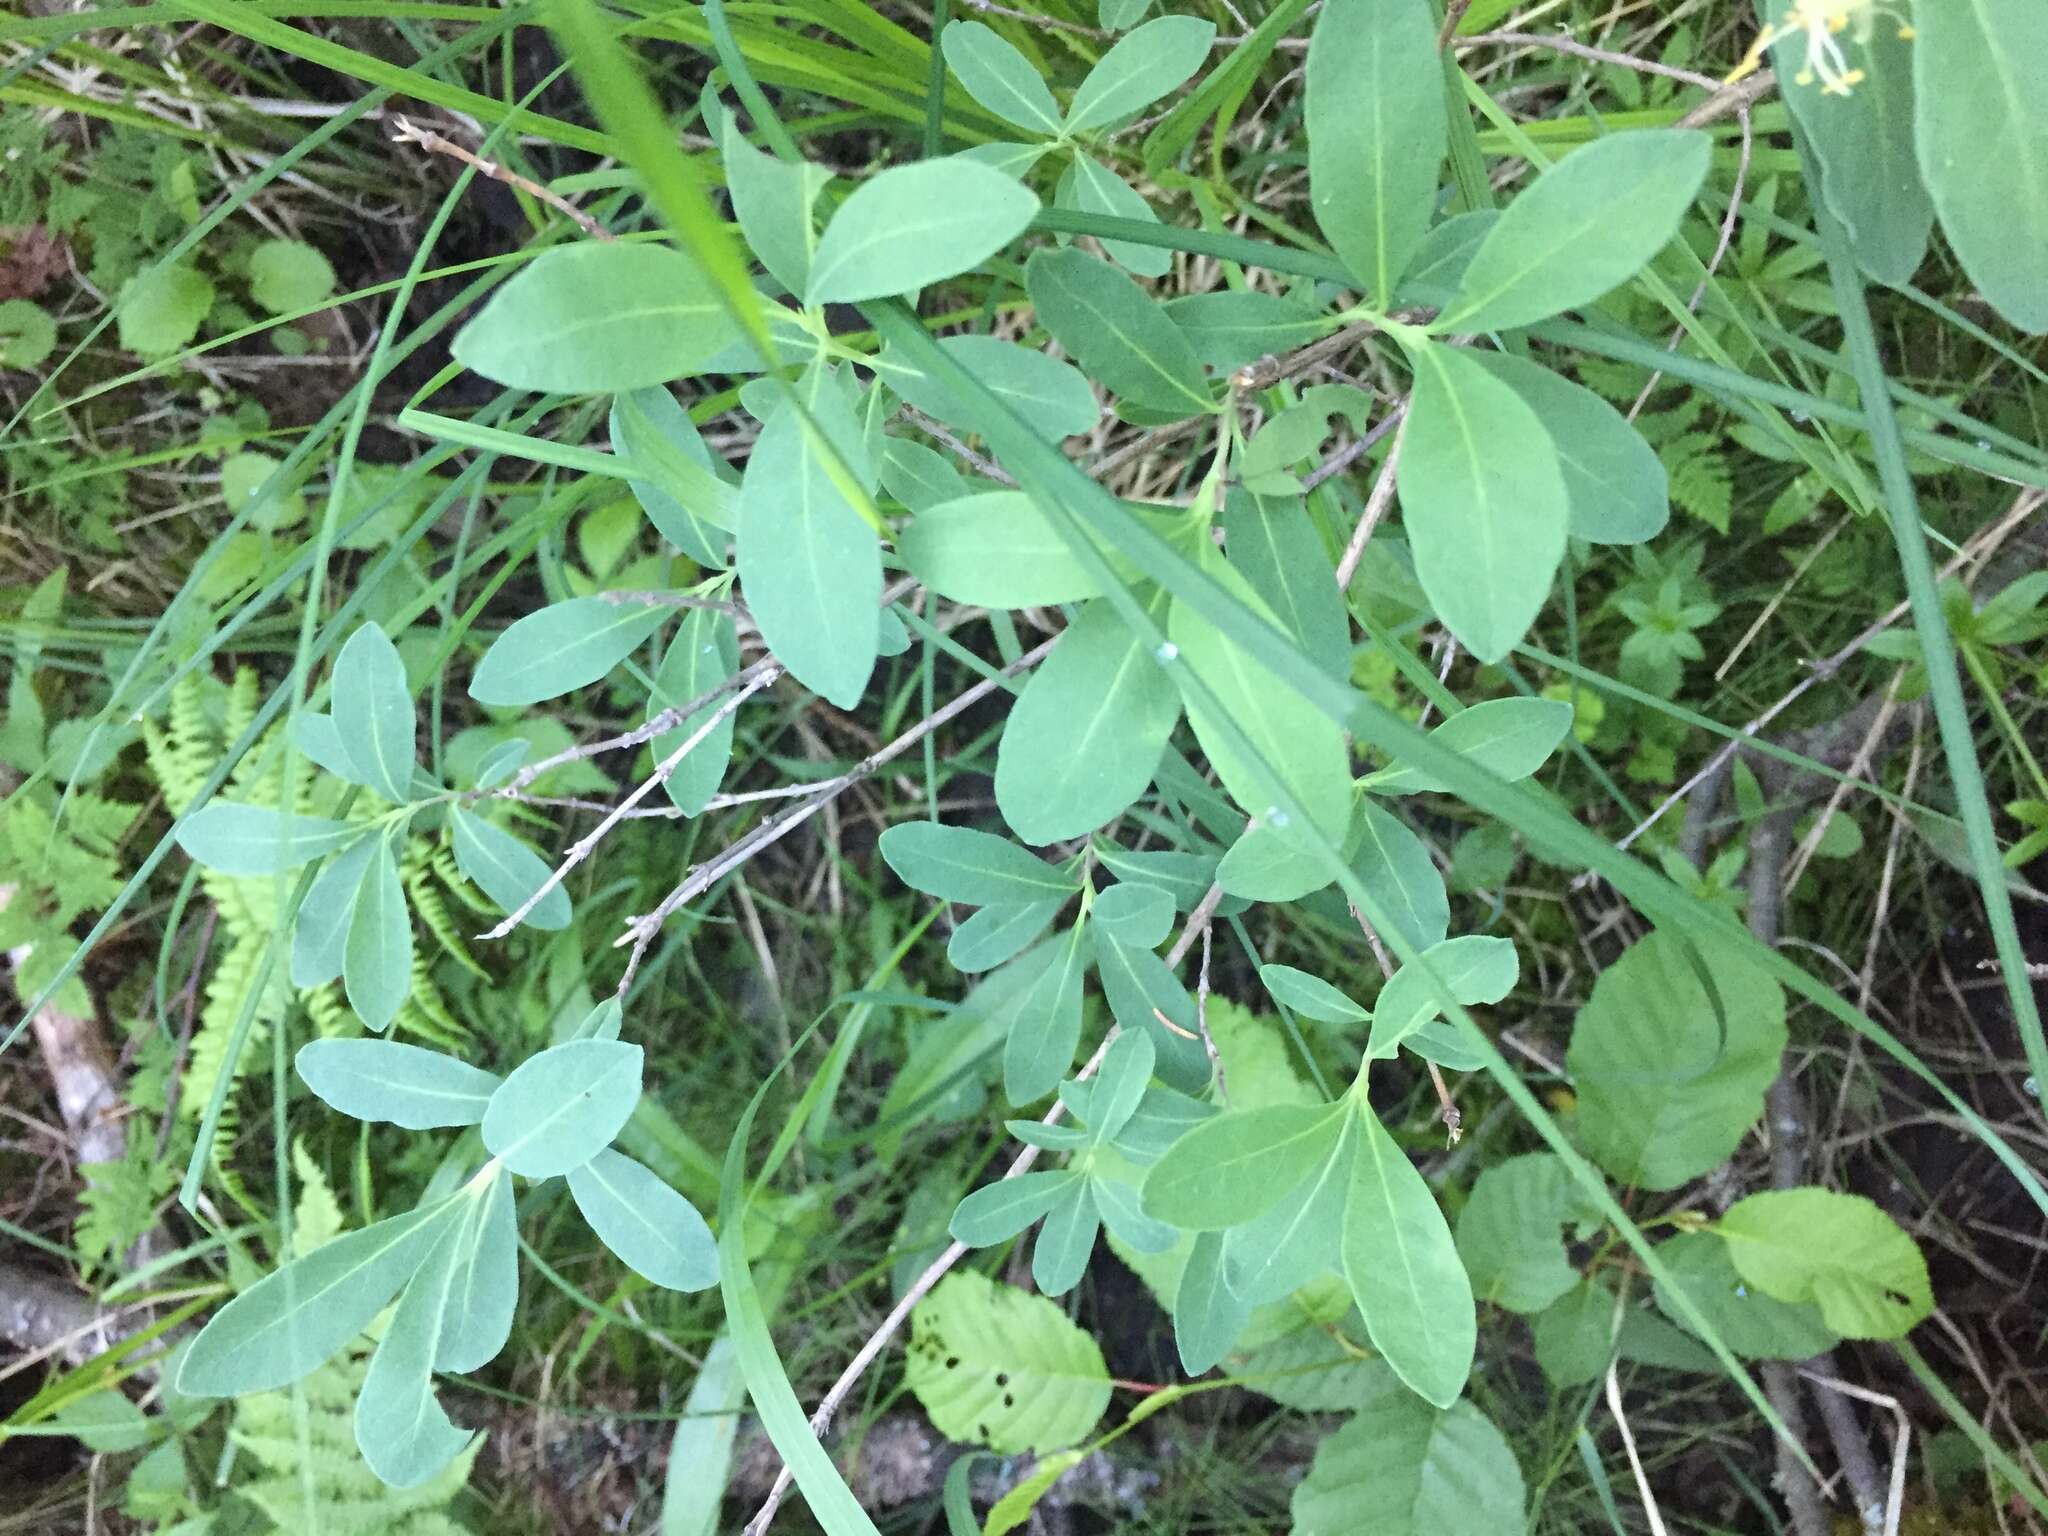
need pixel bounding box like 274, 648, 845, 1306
1057, 274, 1208, 413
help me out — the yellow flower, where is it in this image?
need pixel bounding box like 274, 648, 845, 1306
1728, 0, 1914, 97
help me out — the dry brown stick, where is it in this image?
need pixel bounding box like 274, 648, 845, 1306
390, 115, 615, 242
1333, 413, 1406, 589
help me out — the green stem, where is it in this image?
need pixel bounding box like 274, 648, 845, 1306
1804, 137, 2048, 1110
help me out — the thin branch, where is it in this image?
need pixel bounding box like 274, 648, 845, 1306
390, 115, 614, 243
1334, 412, 1406, 589
477, 670, 780, 940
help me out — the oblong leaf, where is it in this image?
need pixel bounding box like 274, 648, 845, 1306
1913, 0, 2048, 332
1162, 290, 1328, 370
1342, 1109, 1475, 1408
1063, 153, 1169, 278
451, 806, 571, 931
1031, 1179, 1101, 1295
1465, 350, 1668, 546
289, 837, 377, 988
1257, 963, 1368, 1025
647, 607, 741, 816
611, 386, 733, 567
1435, 129, 1711, 333
452, 243, 743, 393
1063, 15, 1216, 133
343, 838, 412, 1032
996, 596, 1181, 844
1365, 697, 1573, 795
438, 1169, 518, 1372
1142, 1103, 1347, 1230
331, 623, 415, 803
1088, 882, 1173, 952
1173, 1230, 1250, 1375
807, 158, 1039, 305
897, 490, 1105, 608
569, 1148, 718, 1291
1002, 923, 1089, 1104
1350, 799, 1449, 952
948, 900, 1062, 973
468, 597, 669, 708
175, 803, 361, 875
1025, 247, 1212, 417
941, 20, 1063, 135
355, 1217, 476, 1488
296, 1039, 502, 1129
1367, 935, 1519, 1059
177, 1200, 462, 1396
481, 1039, 644, 1178
1397, 337, 1569, 663
950, 1170, 1078, 1247
736, 391, 880, 709
878, 335, 1100, 442
1304, 0, 1445, 302
879, 820, 1080, 906
1223, 1113, 1352, 1304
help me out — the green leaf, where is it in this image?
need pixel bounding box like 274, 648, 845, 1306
355, 1217, 476, 1489
940, 20, 1063, 136
117, 263, 213, 357
1091, 930, 1212, 1093
881, 435, 970, 511
947, 901, 1062, 973
343, 838, 412, 1032
1143, 1103, 1348, 1230
1065, 15, 1215, 132
1094, 845, 1219, 911
648, 608, 740, 816
1217, 816, 1337, 902
246, 238, 335, 315
1290, 1382, 1526, 1536
1567, 932, 1785, 1190
452, 244, 743, 392
1162, 290, 1328, 370
1464, 351, 1668, 545
451, 806, 572, 932
1649, 1230, 1838, 1360
661, 1337, 744, 1536
905, 1271, 1110, 1453
1031, 1178, 1101, 1294
1085, 1029, 1158, 1146
290, 837, 378, 987
985, 1449, 1085, 1536
481, 1039, 644, 1178
1434, 130, 1711, 333
1089, 882, 1173, 951
1003, 923, 1089, 1104
996, 596, 1180, 844
900, 490, 1105, 609
1531, 1279, 1714, 1386
51, 1390, 153, 1453
1061, 153, 1170, 277
1224, 1114, 1352, 1304
1169, 552, 1353, 842
290, 711, 357, 784
720, 117, 830, 296
1396, 337, 1569, 662
1350, 799, 1448, 952
878, 335, 1099, 442
1173, 1230, 1250, 1374
1455, 1152, 1594, 1314
175, 802, 361, 875
177, 1199, 462, 1396
0, 299, 56, 369
438, 1169, 518, 1372
569, 1148, 718, 1291
295, 1039, 501, 1129
1258, 963, 1368, 1025
612, 387, 733, 568
1304, 0, 1445, 302
737, 389, 880, 710
1718, 1188, 1933, 1340
1366, 935, 1518, 1059
331, 623, 416, 803
806, 158, 1039, 305
1221, 489, 1351, 683
468, 596, 669, 707
1099, 0, 1150, 27
1092, 1172, 1178, 1253
1912, 0, 2048, 332
952, 1171, 1078, 1247
1025, 247, 1212, 417
955, 139, 1052, 176
1392, 210, 1500, 305
1771, 12, 1928, 285
880, 821, 1080, 905
1342, 1108, 1475, 1408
